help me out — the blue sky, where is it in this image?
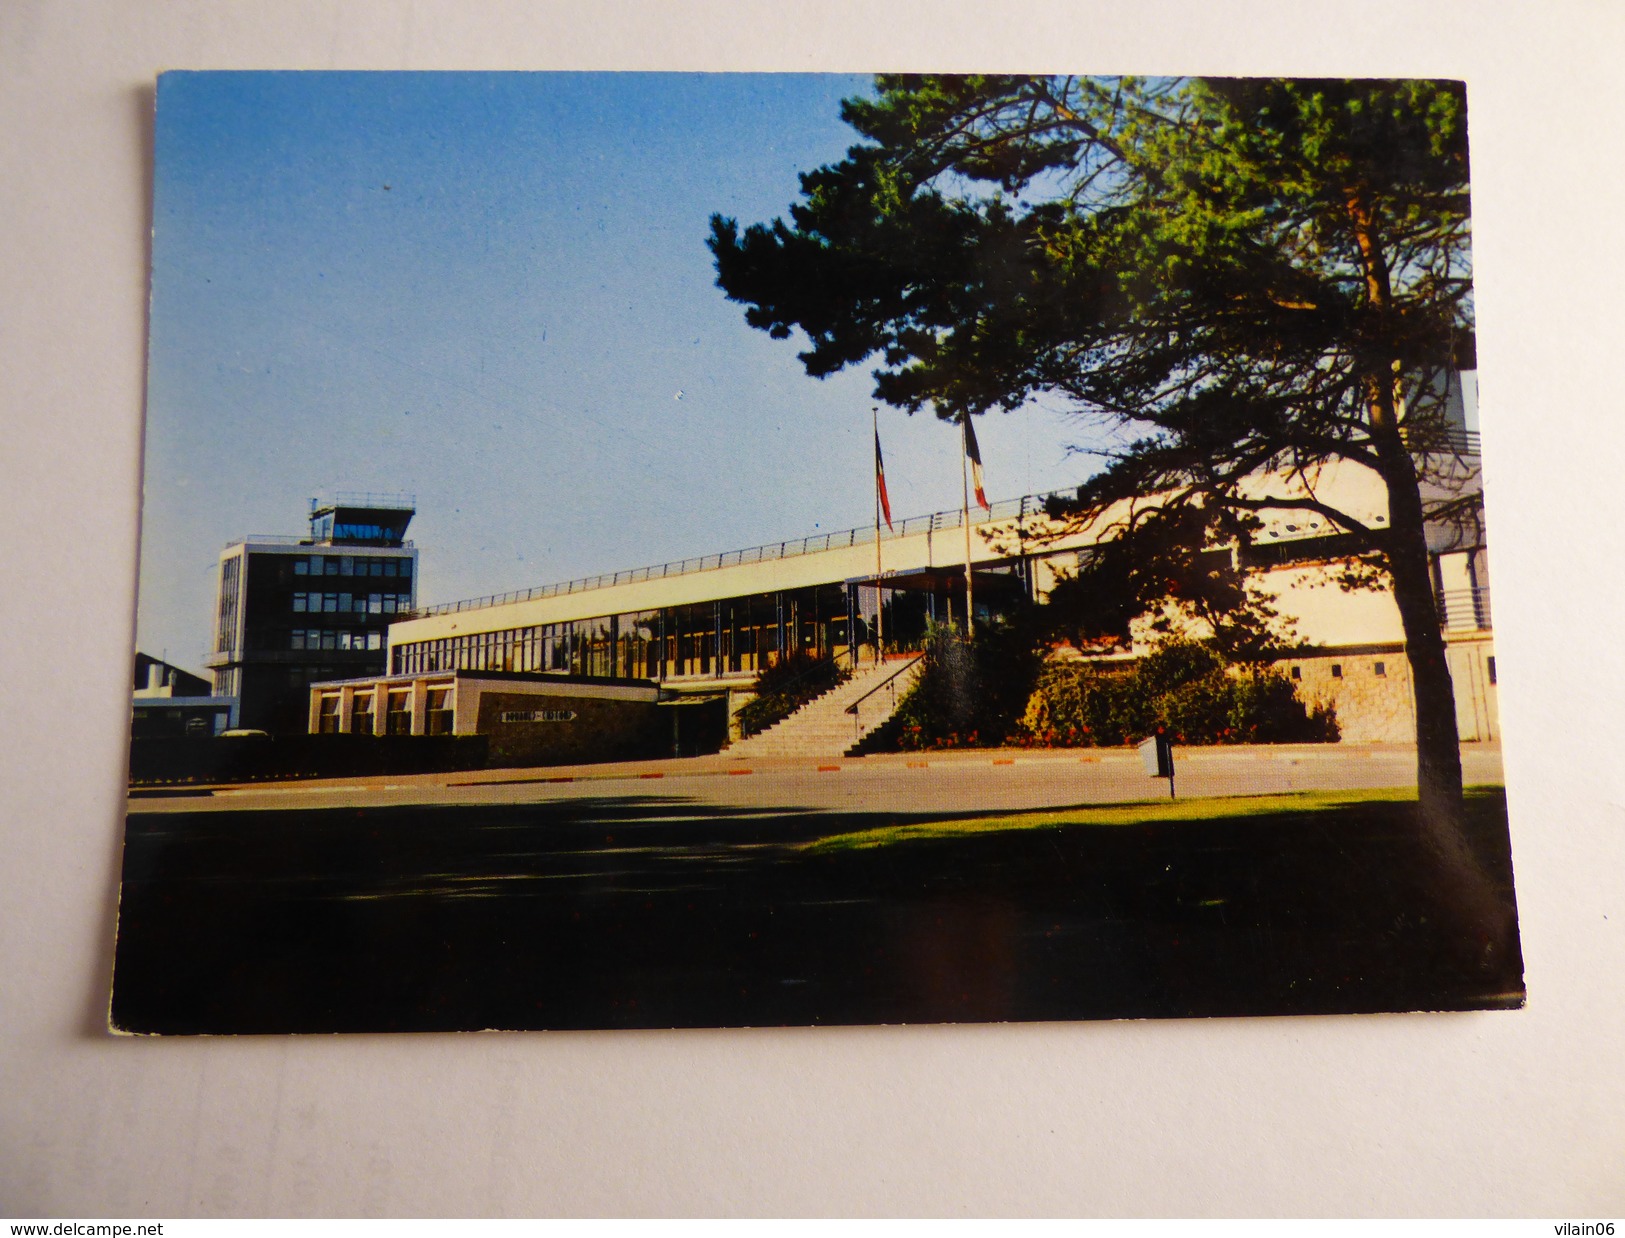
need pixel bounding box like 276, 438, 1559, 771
139, 72, 1096, 666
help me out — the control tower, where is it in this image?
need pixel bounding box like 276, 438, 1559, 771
205, 494, 419, 733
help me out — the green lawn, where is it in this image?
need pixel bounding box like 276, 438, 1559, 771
801, 784, 1507, 853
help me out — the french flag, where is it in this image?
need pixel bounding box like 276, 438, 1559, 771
874, 428, 893, 530
964, 415, 990, 511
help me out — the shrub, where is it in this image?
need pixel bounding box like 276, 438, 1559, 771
890, 626, 974, 751
1017, 663, 1145, 747
890, 620, 1043, 751
1225, 671, 1340, 744
1014, 640, 1338, 747
1160, 667, 1237, 743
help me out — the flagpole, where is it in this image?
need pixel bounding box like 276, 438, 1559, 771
873, 407, 884, 665
961, 415, 974, 641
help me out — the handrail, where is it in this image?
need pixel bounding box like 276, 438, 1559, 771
845, 653, 925, 716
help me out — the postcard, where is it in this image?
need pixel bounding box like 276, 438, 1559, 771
114, 72, 1522, 1033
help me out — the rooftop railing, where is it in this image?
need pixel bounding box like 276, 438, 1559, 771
415, 489, 1078, 617
1401, 427, 1482, 457
1438, 585, 1492, 632
397, 425, 1485, 621
227, 536, 417, 549
313, 490, 418, 510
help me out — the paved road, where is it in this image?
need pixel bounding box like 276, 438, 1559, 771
131, 742, 1504, 816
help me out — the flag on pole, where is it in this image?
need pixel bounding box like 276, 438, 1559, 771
963, 415, 990, 511
874, 427, 893, 530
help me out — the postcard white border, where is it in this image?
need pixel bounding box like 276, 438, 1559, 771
3, 0, 1621, 1217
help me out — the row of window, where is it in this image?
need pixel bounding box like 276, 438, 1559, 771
315, 688, 452, 735
1290, 662, 1385, 681
393, 586, 858, 680
292, 592, 411, 615
292, 629, 385, 652
216, 557, 241, 653
310, 516, 406, 545
292, 555, 412, 578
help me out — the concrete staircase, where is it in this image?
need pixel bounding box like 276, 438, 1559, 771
726, 654, 925, 761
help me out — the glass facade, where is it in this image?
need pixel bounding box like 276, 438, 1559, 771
393, 583, 857, 681
213, 555, 241, 677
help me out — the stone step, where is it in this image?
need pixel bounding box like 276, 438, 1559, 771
727, 655, 924, 759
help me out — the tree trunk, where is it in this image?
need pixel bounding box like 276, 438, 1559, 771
1348, 182, 1467, 827
1380, 448, 1515, 952
1329, 184, 1512, 968
1379, 461, 1465, 826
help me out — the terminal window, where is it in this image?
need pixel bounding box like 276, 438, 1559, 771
386, 691, 412, 735
426, 688, 453, 735
317, 696, 341, 734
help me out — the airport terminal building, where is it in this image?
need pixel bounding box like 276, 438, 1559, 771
367, 451, 1496, 748
387, 491, 1055, 685
280, 369, 1494, 756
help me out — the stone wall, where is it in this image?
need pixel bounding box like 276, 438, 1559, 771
1271, 646, 1414, 743
1267, 632, 1498, 744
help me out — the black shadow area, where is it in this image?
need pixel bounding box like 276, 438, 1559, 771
109, 790, 1523, 1034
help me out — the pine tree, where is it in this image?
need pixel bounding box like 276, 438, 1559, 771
711, 75, 1481, 839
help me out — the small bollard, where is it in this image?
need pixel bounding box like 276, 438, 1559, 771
1138, 731, 1175, 799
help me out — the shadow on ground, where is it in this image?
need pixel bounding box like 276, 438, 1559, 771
109, 790, 1523, 1034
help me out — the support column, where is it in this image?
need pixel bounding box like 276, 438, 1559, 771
410, 679, 428, 735
847, 582, 858, 662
